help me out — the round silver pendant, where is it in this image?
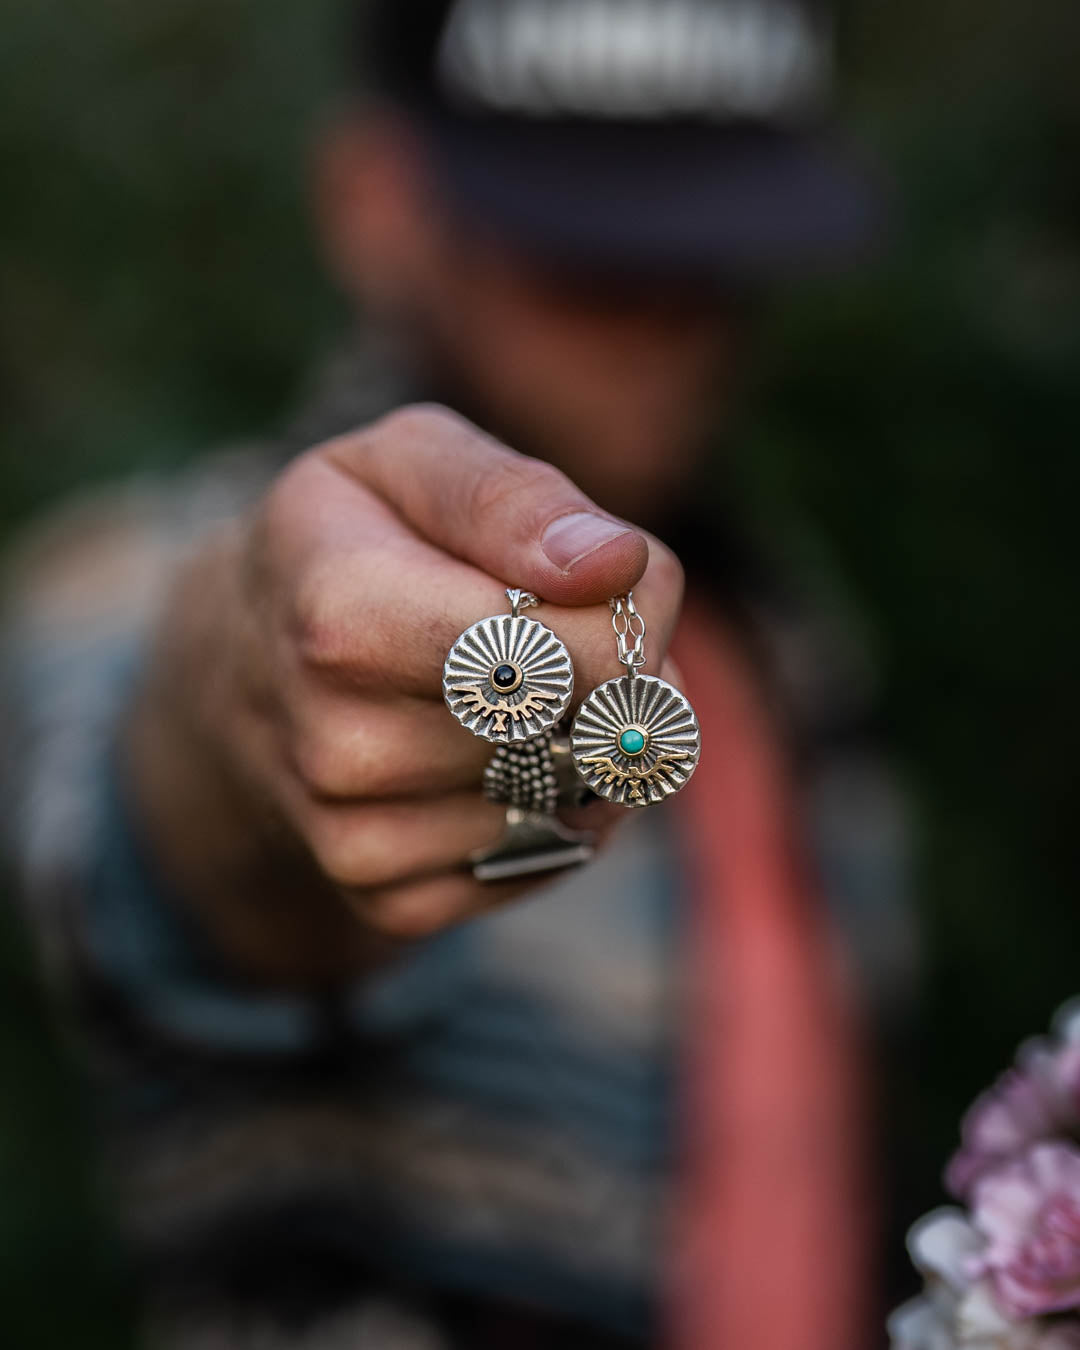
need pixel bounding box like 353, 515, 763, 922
570, 674, 701, 808
444, 613, 574, 744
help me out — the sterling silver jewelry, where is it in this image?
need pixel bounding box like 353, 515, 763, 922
444, 589, 574, 744
471, 808, 595, 883
483, 734, 559, 815
571, 593, 701, 808
477, 729, 597, 879
483, 728, 595, 815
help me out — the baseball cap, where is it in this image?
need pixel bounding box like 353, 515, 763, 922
350, 0, 885, 280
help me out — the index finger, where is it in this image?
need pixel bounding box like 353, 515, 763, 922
324, 404, 650, 608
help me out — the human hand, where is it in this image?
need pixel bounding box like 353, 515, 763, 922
127, 406, 685, 983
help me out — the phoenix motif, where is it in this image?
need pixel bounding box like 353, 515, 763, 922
458, 684, 560, 735
580, 750, 690, 801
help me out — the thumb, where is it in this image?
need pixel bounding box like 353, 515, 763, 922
325, 404, 649, 606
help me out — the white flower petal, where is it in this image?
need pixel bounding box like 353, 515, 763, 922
888, 1296, 956, 1350
910, 1210, 985, 1290
955, 1283, 1017, 1340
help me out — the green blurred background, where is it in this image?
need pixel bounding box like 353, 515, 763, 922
1, 1, 1079, 1344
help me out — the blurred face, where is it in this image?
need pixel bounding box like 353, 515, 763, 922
316, 109, 748, 522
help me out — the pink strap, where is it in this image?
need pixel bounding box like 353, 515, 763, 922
666, 598, 874, 1350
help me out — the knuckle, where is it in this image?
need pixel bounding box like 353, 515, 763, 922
309, 818, 401, 892
362, 889, 454, 943
292, 727, 355, 798
290, 563, 357, 673
292, 718, 403, 800
258, 449, 322, 540
377, 402, 471, 449
255, 458, 358, 673
346, 831, 404, 891
308, 828, 360, 891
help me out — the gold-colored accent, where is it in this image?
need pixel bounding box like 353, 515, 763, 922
459, 685, 560, 735
580, 751, 690, 801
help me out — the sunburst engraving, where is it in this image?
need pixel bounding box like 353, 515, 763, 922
444, 613, 574, 743
571, 673, 700, 807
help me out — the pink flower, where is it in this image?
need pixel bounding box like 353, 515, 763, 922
970, 1144, 1080, 1319
888, 1209, 1080, 1348
947, 1020, 1080, 1200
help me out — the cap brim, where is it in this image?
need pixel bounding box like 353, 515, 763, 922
418, 114, 888, 282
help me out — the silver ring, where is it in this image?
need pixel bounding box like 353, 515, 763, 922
484, 733, 595, 814
471, 808, 595, 883
483, 735, 559, 814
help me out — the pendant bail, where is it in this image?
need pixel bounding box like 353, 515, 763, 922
507, 588, 539, 618
610, 592, 647, 673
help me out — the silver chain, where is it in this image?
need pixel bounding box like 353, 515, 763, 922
610, 592, 646, 673
507, 588, 540, 617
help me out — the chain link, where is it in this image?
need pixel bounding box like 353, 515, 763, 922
506, 588, 540, 617
610, 592, 646, 671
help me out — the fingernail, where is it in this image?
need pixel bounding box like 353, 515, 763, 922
542, 512, 632, 571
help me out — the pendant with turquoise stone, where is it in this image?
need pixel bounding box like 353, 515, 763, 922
570, 673, 701, 809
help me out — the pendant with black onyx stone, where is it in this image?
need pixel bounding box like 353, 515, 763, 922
444, 613, 574, 743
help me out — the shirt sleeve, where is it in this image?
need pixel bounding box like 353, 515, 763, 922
0, 456, 348, 1053
1, 454, 471, 1062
